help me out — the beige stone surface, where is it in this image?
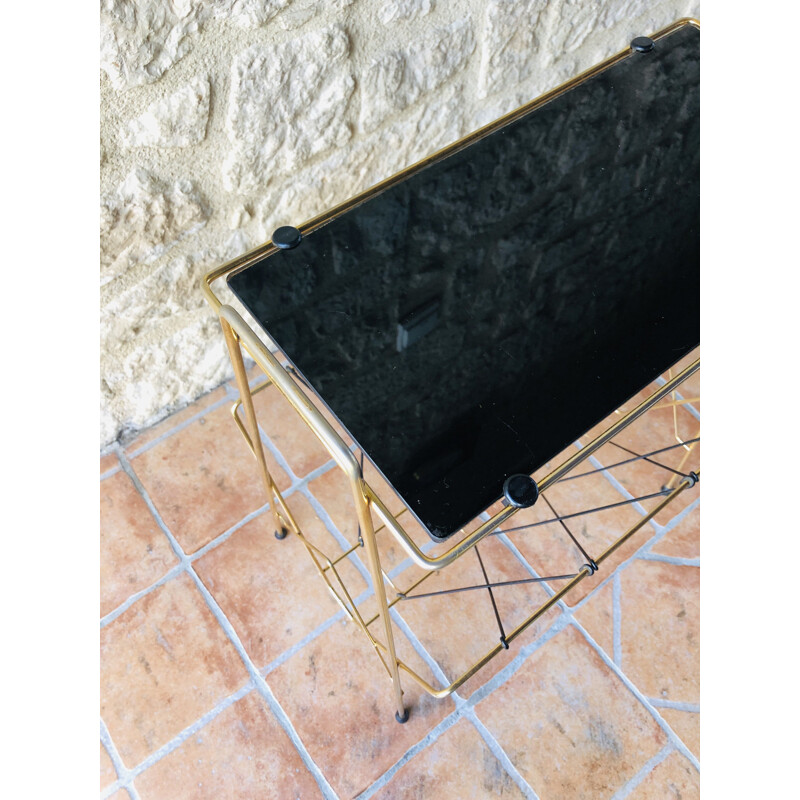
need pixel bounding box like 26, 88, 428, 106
122, 75, 211, 148
100, 1, 701, 446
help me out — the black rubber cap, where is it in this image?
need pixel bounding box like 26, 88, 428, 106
395, 710, 409, 724
503, 474, 539, 509
272, 226, 302, 249
631, 36, 655, 53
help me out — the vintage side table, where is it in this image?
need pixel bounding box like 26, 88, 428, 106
202, 18, 700, 722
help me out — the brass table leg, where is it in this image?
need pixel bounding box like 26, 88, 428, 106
351, 477, 408, 722
220, 316, 288, 539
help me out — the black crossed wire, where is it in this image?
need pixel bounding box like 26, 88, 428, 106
285, 359, 698, 648
397, 436, 699, 647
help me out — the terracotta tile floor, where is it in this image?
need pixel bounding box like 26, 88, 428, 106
100, 355, 700, 799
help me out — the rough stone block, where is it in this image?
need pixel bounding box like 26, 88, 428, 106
360, 18, 475, 132
100, 0, 208, 90
477, 0, 544, 100
380, 0, 433, 25
222, 25, 355, 192
100, 168, 208, 287
122, 75, 211, 147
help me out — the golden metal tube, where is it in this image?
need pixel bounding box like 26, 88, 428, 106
219, 306, 360, 482
221, 316, 285, 536
221, 305, 407, 717
202, 19, 698, 317
537, 360, 699, 494
364, 358, 698, 572
655, 397, 700, 409
368, 489, 519, 571
351, 479, 408, 719
381, 472, 698, 699
595, 472, 696, 566
665, 441, 698, 491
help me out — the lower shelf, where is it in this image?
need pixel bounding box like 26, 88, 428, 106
232, 348, 700, 716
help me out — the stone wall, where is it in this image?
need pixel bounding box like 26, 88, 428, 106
100, 0, 700, 446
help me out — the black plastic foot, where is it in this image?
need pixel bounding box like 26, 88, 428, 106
272, 226, 302, 250
631, 36, 655, 53
503, 474, 539, 509
395, 709, 410, 724
275, 527, 289, 540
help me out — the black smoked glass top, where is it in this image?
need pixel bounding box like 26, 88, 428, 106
229, 25, 700, 540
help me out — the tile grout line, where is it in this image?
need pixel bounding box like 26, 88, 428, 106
610, 744, 674, 800
117, 368, 270, 466
100, 442, 123, 482
99, 496, 271, 630
295, 488, 544, 799
101, 455, 338, 629
497, 525, 702, 770
544, 495, 700, 617
358, 596, 547, 799
570, 618, 700, 772
100, 463, 122, 481
465, 711, 540, 800
336, 510, 544, 797
123, 390, 234, 461
388, 608, 450, 691
100, 563, 187, 629
586, 450, 654, 523
100, 684, 256, 799
100, 717, 132, 797
100, 440, 121, 460
113, 452, 340, 799
185, 566, 340, 799
466, 616, 571, 709
103, 584, 373, 796
613, 572, 623, 667
354, 710, 463, 800
260, 613, 346, 677
346, 620, 580, 800
103, 425, 376, 794
638, 553, 700, 567
299, 485, 375, 589
653, 376, 700, 422
648, 697, 700, 713
356, 554, 558, 799
479, 534, 701, 772
107, 384, 695, 637
260, 581, 376, 678
363, 596, 544, 800
100, 463, 122, 482
495, 532, 563, 605
581, 416, 700, 536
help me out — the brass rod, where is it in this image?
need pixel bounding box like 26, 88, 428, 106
379, 472, 699, 700
366, 359, 698, 572
351, 478, 407, 719
221, 316, 284, 536
595, 472, 696, 566
220, 305, 360, 481
202, 20, 699, 315
321, 540, 362, 572
537, 360, 699, 494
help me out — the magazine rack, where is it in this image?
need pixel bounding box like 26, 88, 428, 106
202, 19, 700, 722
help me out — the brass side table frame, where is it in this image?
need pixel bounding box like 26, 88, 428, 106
202, 18, 699, 722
